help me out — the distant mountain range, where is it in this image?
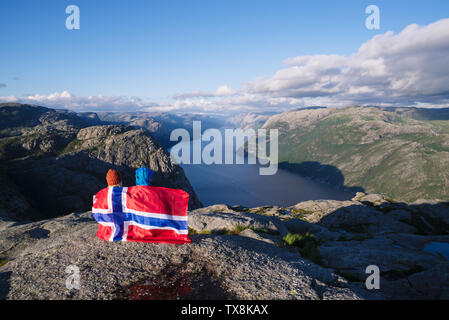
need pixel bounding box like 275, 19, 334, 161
225, 112, 277, 131
261, 106, 449, 202
97, 111, 228, 148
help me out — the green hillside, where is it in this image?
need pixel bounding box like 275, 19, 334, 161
263, 106, 449, 202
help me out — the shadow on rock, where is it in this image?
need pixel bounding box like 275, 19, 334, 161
279, 161, 365, 195
0, 271, 11, 300
4, 151, 201, 220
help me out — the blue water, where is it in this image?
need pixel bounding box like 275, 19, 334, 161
170, 136, 353, 207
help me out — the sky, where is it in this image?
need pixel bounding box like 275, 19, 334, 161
0, 0, 449, 113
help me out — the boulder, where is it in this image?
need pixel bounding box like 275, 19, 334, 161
189, 205, 288, 236
284, 218, 324, 234
318, 205, 417, 234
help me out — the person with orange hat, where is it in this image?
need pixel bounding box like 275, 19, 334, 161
106, 169, 122, 187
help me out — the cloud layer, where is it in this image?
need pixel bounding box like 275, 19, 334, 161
1, 18, 449, 113
0, 91, 160, 112
172, 85, 238, 100
243, 18, 449, 108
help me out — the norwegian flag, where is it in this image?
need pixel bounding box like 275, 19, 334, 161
92, 186, 191, 244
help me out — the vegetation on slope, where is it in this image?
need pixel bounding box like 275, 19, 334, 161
263, 106, 449, 202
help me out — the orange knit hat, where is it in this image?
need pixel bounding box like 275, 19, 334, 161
106, 169, 122, 186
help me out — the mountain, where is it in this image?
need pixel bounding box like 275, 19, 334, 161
226, 112, 277, 131
0, 103, 202, 221
1, 193, 447, 299
97, 112, 227, 148
261, 106, 449, 202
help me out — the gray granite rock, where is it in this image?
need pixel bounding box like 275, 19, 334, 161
0, 211, 375, 300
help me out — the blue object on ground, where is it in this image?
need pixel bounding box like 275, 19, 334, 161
136, 167, 154, 186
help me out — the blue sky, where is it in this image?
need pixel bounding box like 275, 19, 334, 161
1, 0, 449, 112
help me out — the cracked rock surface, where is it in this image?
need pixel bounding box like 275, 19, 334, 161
1, 193, 448, 300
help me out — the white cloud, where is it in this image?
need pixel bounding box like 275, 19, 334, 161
243, 18, 449, 108
0, 91, 160, 112
215, 85, 238, 96
166, 18, 449, 111
173, 85, 238, 99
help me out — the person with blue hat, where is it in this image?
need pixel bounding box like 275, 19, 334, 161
136, 167, 155, 186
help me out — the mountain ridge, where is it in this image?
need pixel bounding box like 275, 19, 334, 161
262, 106, 449, 202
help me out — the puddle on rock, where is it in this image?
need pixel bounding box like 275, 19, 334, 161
116, 263, 235, 300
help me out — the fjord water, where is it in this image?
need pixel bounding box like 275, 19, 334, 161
170, 133, 353, 207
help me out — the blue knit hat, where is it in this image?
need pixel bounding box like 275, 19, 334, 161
136, 167, 154, 186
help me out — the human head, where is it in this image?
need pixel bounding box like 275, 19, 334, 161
136, 167, 154, 186
106, 169, 122, 187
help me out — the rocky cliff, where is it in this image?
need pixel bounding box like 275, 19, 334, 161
0, 103, 202, 221
0, 193, 447, 300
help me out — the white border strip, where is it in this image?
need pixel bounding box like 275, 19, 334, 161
122, 208, 188, 221
127, 220, 188, 235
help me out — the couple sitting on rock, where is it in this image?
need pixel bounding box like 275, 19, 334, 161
106, 167, 154, 188
92, 167, 191, 244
